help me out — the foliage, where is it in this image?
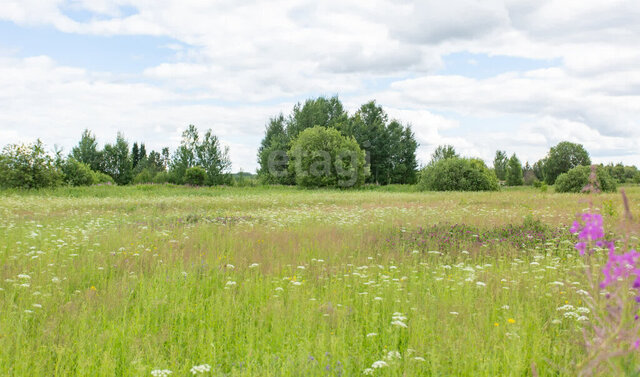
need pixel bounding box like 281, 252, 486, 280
257, 115, 292, 185
418, 157, 499, 191
152, 172, 171, 184
170, 125, 231, 185
603, 163, 640, 184
91, 170, 114, 184
258, 97, 418, 185
430, 145, 458, 165
0, 140, 62, 189
71, 129, 102, 172
184, 166, 207, 186
555, 165, 617, 193
288, 126, 366, 188
61, 158, 97, 186
493, 150, 508, 181
542, 141, 591, 184
133, 169, 155, 185
506, 154, 523, 186
102, 132, 133, 185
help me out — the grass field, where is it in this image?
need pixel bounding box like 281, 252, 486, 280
1, 185, 638, 376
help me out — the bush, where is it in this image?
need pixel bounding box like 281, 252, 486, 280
133, 169, 155, 185
0, 140, 62, 189
288, 126, 366, 188
555, 165, 617, 193
152, 172, 171, 184
418, 157, 499, 192
62, 159, 96, 186
184, 166, 207, 186
92, 171, 114, 185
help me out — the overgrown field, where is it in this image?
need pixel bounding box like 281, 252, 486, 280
1, 185, 638, 376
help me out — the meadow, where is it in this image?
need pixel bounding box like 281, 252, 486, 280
1, 185, 637, 376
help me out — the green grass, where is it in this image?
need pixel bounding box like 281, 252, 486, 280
1, 185, 638, 376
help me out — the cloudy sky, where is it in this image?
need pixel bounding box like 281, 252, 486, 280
1, 0, 639, 172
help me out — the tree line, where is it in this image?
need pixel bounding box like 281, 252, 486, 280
1, 95, 638, 191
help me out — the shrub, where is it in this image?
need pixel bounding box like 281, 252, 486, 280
0, 140, 62, 189
418, 157, 499, 192
62, 159, 96, 186
92, 171, 114, 185
133, 169, 155, 184
288, 126, 366, 188
555, 165, 617, 193
184, 166, 207, 186
152, 172, 171, 184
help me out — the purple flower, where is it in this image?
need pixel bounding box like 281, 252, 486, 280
571, 213, 605, 255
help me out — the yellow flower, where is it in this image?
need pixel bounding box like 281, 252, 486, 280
90, 286, 96, 291
494, 322, 499, 327
508, 318, 515, 324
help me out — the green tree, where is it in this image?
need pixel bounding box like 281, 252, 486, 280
197, 129, 232, 185
288, 126, 366, 188
418, 157, 499, 192
62, 159, 97, 186
131, 142, 140, 169
71, 129, 102, 172
257, 115, 292, 184
184, 166, 207, 186
341, 102, 390, 184
0, 140, 63, 189
170, 125, 199, 183
286, 96, 348, 140
430, 145, 458, 165
543, 141, 591, 185
506, 154, 524, 186
102, 133, 133, 185
493, 150, 508, 181
555, 165, 617, 193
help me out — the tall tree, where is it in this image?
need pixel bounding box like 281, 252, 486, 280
257, 114, 291, 184
71, 129, 102, 172
102, 132, 132, 185
506, 153, 524, 186
286, 96, 348, 140
430, 145, 458, 164
493, 150, 508, 181
542, 141, 591, 184
197, 129, 232, 185
131, 142, 140, 168
170, 125, 199, 183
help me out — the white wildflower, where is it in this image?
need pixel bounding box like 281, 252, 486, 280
17, 274, 31, 279
577, 316, 589, 322
363, 368, 374, 375
557, 305, 575, 311
476, 282, 486, 287
366, 333, 378, 337
414, 357, 426, 361
190, 364, 211, 374
151, 370, 172, 377
391, 320, 407, 328
248, 263, 259, 268
576, 307, 590, 314
449, 311, 459, 315
371, 360, 388, 369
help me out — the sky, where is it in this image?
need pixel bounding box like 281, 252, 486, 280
1, 0, 639, 172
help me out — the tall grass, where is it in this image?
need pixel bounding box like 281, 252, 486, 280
0, 186, 637, 376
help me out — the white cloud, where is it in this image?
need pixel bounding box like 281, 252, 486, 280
0, 0, 639, 169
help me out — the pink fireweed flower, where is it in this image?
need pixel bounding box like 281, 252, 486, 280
570, 213, 605, 255
600, 247, 640, 300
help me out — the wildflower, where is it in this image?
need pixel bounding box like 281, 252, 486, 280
570, 213, 604, 255
225, 281, 236, 287
374, 297, 383, 301
576, 307, 590, 314
450, 311, 459, 315
414, 356, 426, 361
476, 282, 486, 287
508, 318, 516, 324
391, 320, 407, 328
551, 319, 562, 325
190, 364, 211, 374
151, 370, 172, 377
17, 274, 31, 279
32, 304, 42, 308
557, 304, 575, 311
248, 263, 259, 268
371, 360, 388, 369
90, 286, 96, 291
363, 368, 374, 375
494, 322, 499, 327
384, 350, 401, 360
366, 333, 378, 337
577, 316, 589, 322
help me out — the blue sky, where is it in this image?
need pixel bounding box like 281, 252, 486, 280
0, 1, 638, 172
